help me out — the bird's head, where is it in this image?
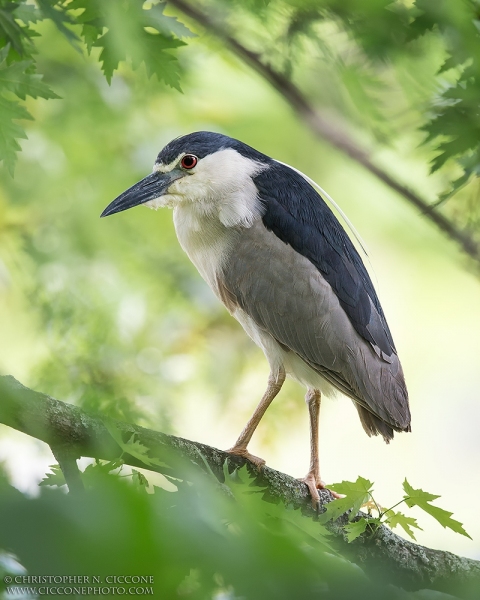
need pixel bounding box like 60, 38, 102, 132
101, 131, 270, 227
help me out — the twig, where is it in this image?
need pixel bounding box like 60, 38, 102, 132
0, 374, 479, 597
167, 0, 480, 264
50, 444, 84, 494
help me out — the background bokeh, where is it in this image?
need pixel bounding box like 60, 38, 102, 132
0, 4, 479, 565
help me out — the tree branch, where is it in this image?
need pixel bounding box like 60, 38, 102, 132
167, 0, 480, 265
0, 374, 478, 597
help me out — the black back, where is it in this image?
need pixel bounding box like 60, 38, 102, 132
255, 163, 396, 357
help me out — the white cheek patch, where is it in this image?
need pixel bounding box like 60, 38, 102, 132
194, 148, 268, 228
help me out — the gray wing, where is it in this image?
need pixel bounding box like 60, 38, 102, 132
221, 221, 411, 438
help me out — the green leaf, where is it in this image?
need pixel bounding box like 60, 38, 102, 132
384, 510, 422, 541
223, 463, 265, 492
344, 518, 373, 542
0, 4, 30, 55
68, 0, 105, 52
320, 477, 373, 523
146, 2, 195, 39
131, 469, 149, 489
0, 94, 32, 175
39, 464, 66, 487
403, 479, 472, 539
133, 35, 184, 91
81, 23, 103, 53
225, 464, 333, 551
91, 1, 185, 88
105, 422, 169, 469
80, 459, 124, 488
36, 0, 80, 46
0, 44, 59, 173
0, 58, 60, 100
437, 54, 460, 74
268, 501, 334, 551
12, 3, 42, 25
94, 30, 123, 84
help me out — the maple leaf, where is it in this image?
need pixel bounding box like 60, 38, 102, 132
145, 2, 195, 40
131, 469, 149, 488
344, 518, 378, 543
39, 464, 66, 487
0, 2, 32, 55
0, 44, 59, 173
320, 477, 373, 523
403, 479, 471, 539
36, 0, 80, 46
0, 95, 31, 174
384, 509, 422, 541
0, 59, 60, 100
105, 422, 168, 469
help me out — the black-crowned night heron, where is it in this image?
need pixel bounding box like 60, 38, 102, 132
101, 131, 411, 504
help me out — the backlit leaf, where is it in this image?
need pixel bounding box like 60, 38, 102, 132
384, 510, 422, 541
105, 422, 169, 469
344, 518, 370, 542
39, 464, 66, 487
403, 479, 471, 539
320, 477, 373, 523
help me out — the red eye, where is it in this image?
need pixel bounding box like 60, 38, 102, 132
181, 154, 198, 169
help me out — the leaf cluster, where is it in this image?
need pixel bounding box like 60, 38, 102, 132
320, 476, 471, 543
413, 0, 480, 200
68, 0, 193, 86
3, 0, 480, 213
0, 1, 58, 174
1, 445, 472, 600
210, 0, 480, 207
0, 0, 192, 174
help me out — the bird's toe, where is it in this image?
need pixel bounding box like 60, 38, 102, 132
226, 446, 266, 469
298, 472, 341, 507
300, 473, 321, 509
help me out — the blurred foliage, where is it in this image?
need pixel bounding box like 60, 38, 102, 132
0, 458, 474, 600
0, 0, 192, 172
1, 0, 480, 209
216, 0, 480, 204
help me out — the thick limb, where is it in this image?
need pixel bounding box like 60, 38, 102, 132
300, 389, 340, 506
227, 367, 285, 467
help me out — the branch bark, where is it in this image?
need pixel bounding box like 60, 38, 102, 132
0, 374, 478, 597
167, 0, 480, 265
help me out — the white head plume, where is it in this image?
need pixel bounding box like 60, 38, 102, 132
274, 160, 370, 258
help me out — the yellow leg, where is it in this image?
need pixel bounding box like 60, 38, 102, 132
226, 367, 285, 467
299, 389, 340, 506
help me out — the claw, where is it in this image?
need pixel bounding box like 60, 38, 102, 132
299, 472, 341, 508
226, 446, 266, 469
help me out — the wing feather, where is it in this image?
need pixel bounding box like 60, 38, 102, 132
254, 163, 395, 358
222, 222, 411, 435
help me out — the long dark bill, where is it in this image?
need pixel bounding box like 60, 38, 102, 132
100, 170, 183, 218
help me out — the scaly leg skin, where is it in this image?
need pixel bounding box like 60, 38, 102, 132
226, 367, 285, 469
299, 389, 341, 507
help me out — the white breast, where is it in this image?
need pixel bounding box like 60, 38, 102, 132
173, 204, 238, 297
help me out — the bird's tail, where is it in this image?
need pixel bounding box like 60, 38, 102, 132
356, 404, 411, 444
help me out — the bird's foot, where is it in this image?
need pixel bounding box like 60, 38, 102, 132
298, 472, 342, 508
225, 446, 266, 469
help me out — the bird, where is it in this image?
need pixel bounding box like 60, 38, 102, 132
101, 131, 411, 505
